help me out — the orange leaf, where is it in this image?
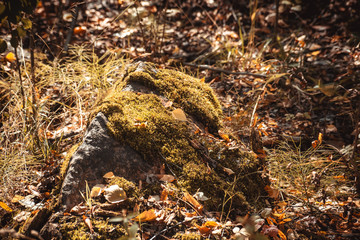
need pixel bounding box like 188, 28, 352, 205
133, 209, 157, 222
195, 223, 211, 235
185, 211, 198, 217
160, 189, 168, 201
204, 221, 218, 228
267, 216, 277, 225
183, 192, 203, 213
273, 212, 285, 220
195, 221, 218, 235
0, 201, 13, 212
312, 140, 319, 148
264, 185, 279, 199
278, 229, 287, 240
220, 134, 230, 143
5, 52, 16, 63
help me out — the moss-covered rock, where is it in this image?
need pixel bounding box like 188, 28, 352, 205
91, 62, 267, 211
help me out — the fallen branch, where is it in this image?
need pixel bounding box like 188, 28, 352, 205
183, 62, 268, 78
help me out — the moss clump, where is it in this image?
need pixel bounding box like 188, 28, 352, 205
60, 216, 127, 240
109, 177, 140, 198
92, 62, 267, 211
173, 232, 202, 240
112, 62, 222, 132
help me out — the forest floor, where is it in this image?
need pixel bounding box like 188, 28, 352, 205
0, 0, 360, 239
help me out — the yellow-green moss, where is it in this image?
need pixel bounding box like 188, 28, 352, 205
60, 143, 81, 180
109, 177, 140, 198
111, 62, 222, 132
92, 62, 267, 211
173, 232, 202, 240
60, 216, 127, 240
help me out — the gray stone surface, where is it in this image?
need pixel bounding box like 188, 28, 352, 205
60, 112, 150, 210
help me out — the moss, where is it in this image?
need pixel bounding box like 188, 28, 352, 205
173, 232, 202, 240
109, 177, 140, 198
60, 143, 81, 180
92, 62, 267, 212
60, 216, 127, 240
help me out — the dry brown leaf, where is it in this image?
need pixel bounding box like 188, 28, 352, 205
157, 174, 176, 183
70, 205, 88, 215
90, 186, 102, 198
83, 215, 94, 234
183, 192, 203, 213
264, 185, 279, 199
104, 185, 127, 203
172, 108, 187, 121
223, 167, 235, 175
103, 172, 115, 179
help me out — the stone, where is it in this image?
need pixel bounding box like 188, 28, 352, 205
60, 111, 150, 210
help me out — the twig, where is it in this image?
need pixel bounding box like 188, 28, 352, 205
274, 0, 279, 39
183, 63, 267, 78
149, 216, 202, 240
350, 111, 360, 195
64, 3, 80, 52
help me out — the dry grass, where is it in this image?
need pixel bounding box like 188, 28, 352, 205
267, 140, 354, 202
0, 46, 127, 201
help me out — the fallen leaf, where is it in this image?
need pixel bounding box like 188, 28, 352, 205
83, 215, 94, 234
183, 192, 203, 213
157, 174, 176, 182
11, 195, 24, 203
223, 167, 235, 175
133, 209, 157, 222
278, 229, 287, 240
220, 133, 230, 143
194, 192, 209, 201
195, 221, 218, 235
13, 211, 31, 222
172, 108, 187, 121
160, 189, 169, 201
5, 52, 16, 63
264, 185, 279, 199
90, 186, 102, 198
103, 171, 115, 179
104, 185, 127, 203
70, 205, 88, 215
0, 201, 13, 212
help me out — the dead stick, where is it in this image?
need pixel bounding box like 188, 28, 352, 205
64, 4, 80, 52
350, 111, 360, 195
183, 62, 267, 78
